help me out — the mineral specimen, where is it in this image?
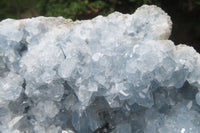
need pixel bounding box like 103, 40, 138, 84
0, 5, 200, 133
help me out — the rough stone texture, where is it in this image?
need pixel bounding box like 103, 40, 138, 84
0, 5, 200, 133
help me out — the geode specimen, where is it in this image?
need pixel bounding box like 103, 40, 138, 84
0, 5, 200, 133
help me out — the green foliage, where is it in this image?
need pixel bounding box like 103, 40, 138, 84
0, 0, 10, 18
0, 0, 160, 20
0, 0, 37, 20
195, 0, 200, 5
0, 0, 200, 20
36, 0, 108, 20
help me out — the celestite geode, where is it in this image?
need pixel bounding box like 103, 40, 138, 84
0, 5, 200, 133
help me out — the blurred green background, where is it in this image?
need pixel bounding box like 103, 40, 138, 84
0, 0, 200, 52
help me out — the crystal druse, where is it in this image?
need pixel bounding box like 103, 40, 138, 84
0, 5, 200, 133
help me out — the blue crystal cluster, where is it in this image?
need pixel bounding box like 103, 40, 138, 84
0, 5, 200, 133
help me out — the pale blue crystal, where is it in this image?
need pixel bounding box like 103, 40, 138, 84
0, 4, 200, 133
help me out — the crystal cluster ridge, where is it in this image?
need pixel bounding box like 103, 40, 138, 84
0, 5, 200, 133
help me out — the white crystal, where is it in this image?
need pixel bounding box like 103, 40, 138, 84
0, 72, 23, 103
195, 92, 200, 105
32, 101, 59, 122
0, 4, 200, 133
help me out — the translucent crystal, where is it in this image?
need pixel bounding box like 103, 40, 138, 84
0, 4, 200, 133
195, 92, 200, 105
114, 123, 132, 133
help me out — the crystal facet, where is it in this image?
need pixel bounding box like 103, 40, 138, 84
0, 5, 200, 133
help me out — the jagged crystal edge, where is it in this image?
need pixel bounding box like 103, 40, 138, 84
0, 5, 200, 133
